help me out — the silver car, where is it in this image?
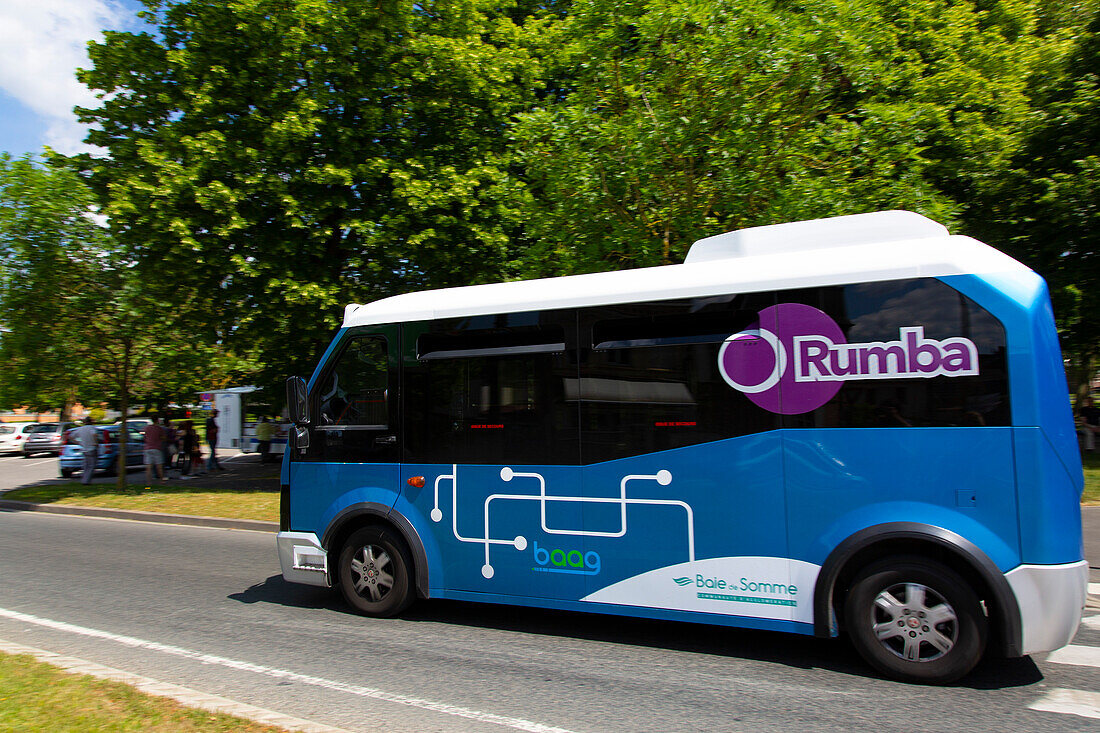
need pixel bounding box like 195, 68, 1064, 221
22, 422, 74, 457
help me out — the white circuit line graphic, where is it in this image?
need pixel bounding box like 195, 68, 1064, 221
430, 465, 696, 579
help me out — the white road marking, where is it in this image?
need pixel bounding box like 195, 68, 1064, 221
0, 606, 577, 733
1082, 615, 1100, 631
1029, 688, 1100, 720
1090, 583, 1100, 596
0, 638, 349, 732
1046, 644, 1100, 668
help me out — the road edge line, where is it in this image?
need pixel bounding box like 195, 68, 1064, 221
0, 637, 351, 733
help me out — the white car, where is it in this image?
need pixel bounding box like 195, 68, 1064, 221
0, 422, 42, 454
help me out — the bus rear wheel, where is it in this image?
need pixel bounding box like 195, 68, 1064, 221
337, 527, 414, 618
845, 556, 986, 684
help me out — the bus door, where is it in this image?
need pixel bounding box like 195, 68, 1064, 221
400, 312, 585, 600
290, 326, 401, 532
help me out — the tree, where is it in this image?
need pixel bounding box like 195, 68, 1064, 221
75, 0, 545, 388
510, 0, 1067, 274
0, 153, 241, 484
967, 9, 1100, 390
0, 154, 105, 417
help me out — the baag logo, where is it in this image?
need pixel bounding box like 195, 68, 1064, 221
533, 541, 601, 576
718, 303, 979, 415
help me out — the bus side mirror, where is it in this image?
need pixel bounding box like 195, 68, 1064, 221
286, 376, 310, 426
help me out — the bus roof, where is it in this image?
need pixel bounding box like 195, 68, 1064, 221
343, 211, 1031, 327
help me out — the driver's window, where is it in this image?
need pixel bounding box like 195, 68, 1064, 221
319, 337, 389, 428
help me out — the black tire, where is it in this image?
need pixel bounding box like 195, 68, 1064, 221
60, 468, 73, 478
21, 452, 31, 459
845, 556, 987, 684
337, 526, 414, 618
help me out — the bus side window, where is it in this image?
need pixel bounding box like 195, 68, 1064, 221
308, 335, 396, 463
319, 337, 389, 428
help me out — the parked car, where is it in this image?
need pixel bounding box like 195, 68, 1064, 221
58, 425, 144, 478
22, 422, 74, 457
116, 418, 152, 432
0, 422, 41, 455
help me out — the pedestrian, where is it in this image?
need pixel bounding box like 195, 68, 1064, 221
163, 417, 179, 475
72, 417, 100, 485
1078, 395, 1100, 451
255, 416, 275, 463
177, 421, 199, 478
205, 409, 224, 471
143, 416, 167, 483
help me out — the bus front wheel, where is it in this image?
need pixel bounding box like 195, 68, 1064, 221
337, 527, 414, 618
845, 556, 987, 684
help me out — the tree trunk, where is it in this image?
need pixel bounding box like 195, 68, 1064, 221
116, 341, 131, 488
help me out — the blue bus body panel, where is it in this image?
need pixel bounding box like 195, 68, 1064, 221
289, 460, 401, 534
398, 433, 787, 599
1013, 428, 1086, 564
941, 273, 1083, 565
942, 274, 1082, 489
783, 427, 1020, 571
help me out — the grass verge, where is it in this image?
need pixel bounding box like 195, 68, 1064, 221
2, 483, 278, 522
0, 651, 284, 732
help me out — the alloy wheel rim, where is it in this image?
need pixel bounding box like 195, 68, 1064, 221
870, 582, 958, 662
350, 544, 395, 603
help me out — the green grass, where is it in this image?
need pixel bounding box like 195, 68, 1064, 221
3, 483, 278, 522
0, 651, 285, 732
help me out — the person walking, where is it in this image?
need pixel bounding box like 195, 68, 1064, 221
205, 409, 224, 471
1079, 395, 1100, 451
143, 416, 167, 484
255, 416, 276, 463
73, 417, 100, 485
162, 418, 178, 473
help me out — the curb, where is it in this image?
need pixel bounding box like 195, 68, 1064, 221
0, 500, 278, 532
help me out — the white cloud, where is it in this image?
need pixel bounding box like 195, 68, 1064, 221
0, 0, 140, 155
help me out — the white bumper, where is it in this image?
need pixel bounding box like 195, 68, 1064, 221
1005, 560, 1088, 655
276, 531, 331, 588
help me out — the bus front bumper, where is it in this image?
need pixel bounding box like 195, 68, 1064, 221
276, 531, 331, 588
1005, 560, 1088, 655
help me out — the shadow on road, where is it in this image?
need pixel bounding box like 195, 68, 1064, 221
229, 574, 334, 610
230, 574, 1043, 689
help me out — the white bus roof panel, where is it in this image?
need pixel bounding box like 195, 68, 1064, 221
342, 212, 1030, 328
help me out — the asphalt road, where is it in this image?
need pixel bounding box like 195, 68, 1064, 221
1, 512, 1098, 732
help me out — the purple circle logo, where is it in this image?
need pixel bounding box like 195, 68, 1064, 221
718, 303, 845, 414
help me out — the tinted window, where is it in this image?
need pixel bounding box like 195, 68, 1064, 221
779, 279, 1010, 428
578, 294, 780, 464
404, 312, 579, 465
0, 426, 13, 435
306, 333, 399, 463
319, 337, 389, 428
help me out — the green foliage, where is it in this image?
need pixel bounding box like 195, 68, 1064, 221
76, 0, 545, 385
511, 0, 1064, 274
967, 9, 1100, 383
64, 0, 1100, 382
0, 154, 105, 413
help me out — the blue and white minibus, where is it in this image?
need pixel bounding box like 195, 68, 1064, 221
278, 210, 1086, 683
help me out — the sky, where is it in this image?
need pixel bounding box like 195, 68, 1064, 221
0, 0, 149, 158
